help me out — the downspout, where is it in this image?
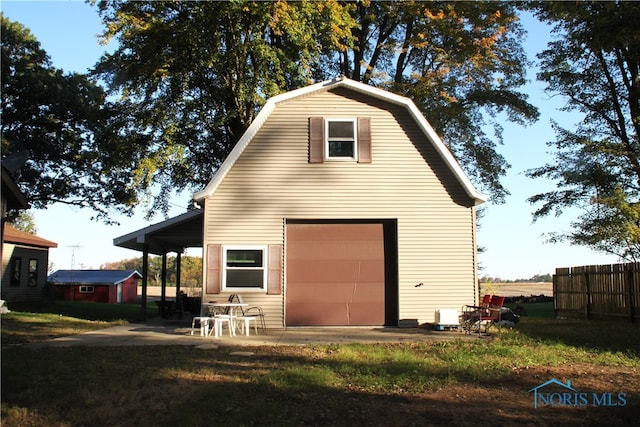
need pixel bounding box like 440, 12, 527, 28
472, 206, 479, 306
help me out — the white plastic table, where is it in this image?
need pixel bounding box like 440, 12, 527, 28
207, 303, 248, 336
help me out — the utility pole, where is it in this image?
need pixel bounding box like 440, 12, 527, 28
66, 244, 84, 269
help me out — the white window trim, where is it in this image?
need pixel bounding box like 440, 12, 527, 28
324, 118, 358, 161
79, 285, 94, 293
222, 245, 268, 292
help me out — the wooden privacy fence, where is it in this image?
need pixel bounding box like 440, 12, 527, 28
554, 263, 640, 322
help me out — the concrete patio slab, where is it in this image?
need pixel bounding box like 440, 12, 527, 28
23, 318, 475, 348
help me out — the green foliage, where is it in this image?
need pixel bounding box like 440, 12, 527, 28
94, 0, 357, 215
524, 2, 640, 260
6, 211, 37, 234
334, 1, 540, 202
0, 15, 138, 223
101, 254, 202, 287
93, 0, 537, 213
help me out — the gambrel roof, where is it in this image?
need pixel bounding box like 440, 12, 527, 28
193, 77, 487, 205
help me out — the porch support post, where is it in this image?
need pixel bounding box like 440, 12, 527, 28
141, 244, 149, 320
160, 252, 168, 318
176, 252, 182, 319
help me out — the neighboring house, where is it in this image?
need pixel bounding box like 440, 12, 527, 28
1, 224, 58, 303
192, 77, 487, 327
48, 270, 141, 304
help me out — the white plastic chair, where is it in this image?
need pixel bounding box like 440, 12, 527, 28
235, 295, 266, 335
191, 304, 214, 336
208, 297, 235, 338
208, 314, 234, 338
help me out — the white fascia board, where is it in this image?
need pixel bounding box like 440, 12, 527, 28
114, 270, 143, 285
192, 77, 487, 205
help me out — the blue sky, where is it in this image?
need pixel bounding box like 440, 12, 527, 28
2, 1, 619, 279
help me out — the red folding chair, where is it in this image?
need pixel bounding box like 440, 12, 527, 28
462, 295, 505, 335
460, 294, 491, 326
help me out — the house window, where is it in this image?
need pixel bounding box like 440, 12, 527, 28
222, 246, 267, 291
326, 118, 357, 160
79, 286, 94, 293
28, 259, 38, 287
309, 117, 371, 163
10, 258, 21, 287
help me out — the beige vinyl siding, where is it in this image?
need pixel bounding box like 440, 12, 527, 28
203, 89, 478, 326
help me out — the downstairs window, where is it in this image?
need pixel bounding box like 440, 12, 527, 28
222, 246, 267, 291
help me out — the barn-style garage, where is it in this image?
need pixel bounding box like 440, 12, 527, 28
118, 78, 487, 327
192, 78, 486, 328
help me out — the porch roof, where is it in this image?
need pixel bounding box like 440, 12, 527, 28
113, 209, 203, 255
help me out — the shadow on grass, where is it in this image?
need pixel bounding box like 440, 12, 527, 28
512, 316, 640, 359
2, 345, 637, 427
6, 300, 146, 322
502, 302, 640, 358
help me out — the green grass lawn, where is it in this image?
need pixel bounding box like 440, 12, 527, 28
506, 301, 555, 318
6, 300, 145, 321
1, 301, 639, 426
0, 300, 142, 346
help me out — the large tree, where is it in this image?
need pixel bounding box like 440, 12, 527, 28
94, 0, 355, 213
525, 1, 640, 260
95, 0, 537, 212
1, 16, 137, 223
316, 1, 539, 200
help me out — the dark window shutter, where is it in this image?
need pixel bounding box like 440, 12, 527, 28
358, 117, 372, 163
309, 117, 324, 163
206, 244, 221, 294
267, 244, 283, 295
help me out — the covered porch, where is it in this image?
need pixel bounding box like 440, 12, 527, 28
113, 209, 203, 320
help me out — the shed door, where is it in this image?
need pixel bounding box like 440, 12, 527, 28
286, 223, 385, 326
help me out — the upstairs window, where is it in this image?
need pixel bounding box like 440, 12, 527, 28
326, 119, 356, 159
309, 117, 371, 163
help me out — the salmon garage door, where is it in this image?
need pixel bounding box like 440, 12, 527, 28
286, 223, 385, 326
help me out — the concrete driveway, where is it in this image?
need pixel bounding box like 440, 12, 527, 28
24, 318, 474, 348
